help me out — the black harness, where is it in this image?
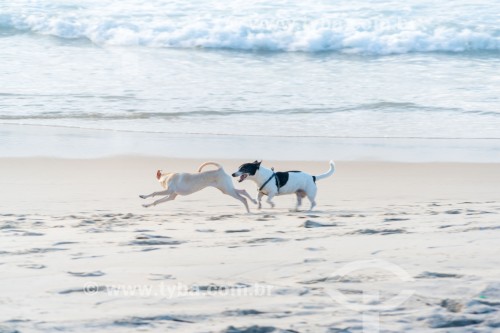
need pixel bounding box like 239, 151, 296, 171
259, 168, 281, 194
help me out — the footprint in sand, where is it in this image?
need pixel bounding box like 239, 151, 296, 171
349, 228, 407, 235
301, 220, 337, 228
383, 218, 410, 222
135, 234, 170, 240
113, 315, 193, 326
129, 234, 185, 246
466, 210, 494, 215
215, 325, 284, 333
53, 241, 79, 246
196, 228, 215, 233
149, 273, 175, 281
18, 264, 46, 269
4, 247, 67, 256
68, 270, 105, 277
441, 299, 463, 313
256, 214, 276, 221
225, 229, 252, 233
428, 315, 482, 329
128, 234, 184, 246
208, 215, 235, 221
303, 258, 327, 263
464, 225, 500, 232
191, 283, 251, 292
305, 246, 326, 251
415, 271, 463, 279
129, 239, 184, 246
18, 231, 45, 236
246, 237, 287, 244
59, 286, 106, 295
222, 309, 266, 316
141, 247, 160, 252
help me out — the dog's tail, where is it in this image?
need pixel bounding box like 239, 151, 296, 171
198, 162, 223, 172
315, 160, 335, 181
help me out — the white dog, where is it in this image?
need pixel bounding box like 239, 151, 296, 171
140, 162, 256, 212
232, 160, 335, 210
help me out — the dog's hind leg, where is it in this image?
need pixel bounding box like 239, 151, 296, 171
295, 190, 305, 211
308, 199, 316, 211
142, 193, 177, 208
306, 188, 317, 211
237, 189, 257, 204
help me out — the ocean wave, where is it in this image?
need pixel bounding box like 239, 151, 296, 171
2, 10, 500, 54
0, 103, 495, 121
2, 102, 499, 140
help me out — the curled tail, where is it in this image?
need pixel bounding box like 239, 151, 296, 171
315, 160, 335, 181
198, 162, 223, 172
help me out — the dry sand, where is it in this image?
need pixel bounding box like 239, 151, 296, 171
1, 157, 500, 332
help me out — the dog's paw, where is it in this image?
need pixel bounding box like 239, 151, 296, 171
139, 194, 147, 199
142, 203, 150, 208
251, 199, 258, 205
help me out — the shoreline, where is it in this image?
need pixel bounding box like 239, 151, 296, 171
2, 123, 500, 162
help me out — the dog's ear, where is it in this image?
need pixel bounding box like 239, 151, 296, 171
257, 160, 262, 168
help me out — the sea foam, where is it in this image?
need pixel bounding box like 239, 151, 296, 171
1, 3, 500, 55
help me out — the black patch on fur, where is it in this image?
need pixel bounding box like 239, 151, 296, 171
312, 176, 316, 183
275, 172, 289, 188
275, 171, 305, 188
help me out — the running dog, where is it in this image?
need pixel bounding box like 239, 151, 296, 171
140, 162, 257, 212
232, 160, 335, 211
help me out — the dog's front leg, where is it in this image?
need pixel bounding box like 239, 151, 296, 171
237, 189, 257, 204
266, 193, 276, 208
142, 193, 178, 208
257, 192, 264, 209
139, 189, 170, 199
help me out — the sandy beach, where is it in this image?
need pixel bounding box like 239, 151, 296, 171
1, 156, 499, 332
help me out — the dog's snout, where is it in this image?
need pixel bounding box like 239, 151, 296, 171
156, 170, 162, 180
231, 173, 236, 177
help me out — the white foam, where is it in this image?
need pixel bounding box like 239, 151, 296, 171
2, 1, 500, 54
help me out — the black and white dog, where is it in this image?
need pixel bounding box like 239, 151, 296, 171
232, 161, 335, 211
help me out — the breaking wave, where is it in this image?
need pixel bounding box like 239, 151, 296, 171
1, 4, 500, 55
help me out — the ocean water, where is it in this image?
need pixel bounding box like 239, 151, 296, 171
1, 0, 499, 160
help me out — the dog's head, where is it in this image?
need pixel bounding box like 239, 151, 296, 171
232, 160, 261, 182
155, 169, 173, 188
156, 169, 170, 182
